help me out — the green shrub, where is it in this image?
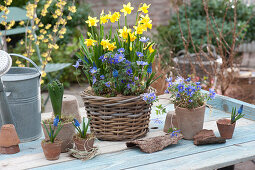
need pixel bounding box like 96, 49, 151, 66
156, 0, 254, 66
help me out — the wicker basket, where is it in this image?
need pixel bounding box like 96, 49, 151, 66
81, 90, 151, 141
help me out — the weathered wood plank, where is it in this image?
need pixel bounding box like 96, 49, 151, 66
207, 93, 255, 121
127, 140, 255, 170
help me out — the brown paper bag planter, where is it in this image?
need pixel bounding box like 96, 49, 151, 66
62, 95, 81, 122
73, 134, 94, 151
163, 111, 179, 133
175, 104, 206, 140
0, 124, 20, 154
217, 119, 236, 139
81, 90, 151, 141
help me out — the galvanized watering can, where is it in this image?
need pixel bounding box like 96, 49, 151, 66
1, 54, 41, 142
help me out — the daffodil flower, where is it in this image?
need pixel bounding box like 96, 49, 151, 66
85, 16, 99, 27
119, 26, 132, 39
138, 3, 151, 14
84, 39, 97, 46
120, 2, 134, 16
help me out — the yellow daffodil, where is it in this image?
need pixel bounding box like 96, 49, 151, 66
101, 39, 110, 49
138, 3, 151, 14
134, 24, 146, 34
108, 42, 117, 51
129, 32, 136, 42
84, 39, 97, 46
100, 15, 109, 24
142, 20, 152, 30
120, 2, 134, 16
86, 16, 99, 27
119, 26, 131, 39
148, 45, 155, 53
110, 12, 121, 23
100, 10, 110, 24
140, 14, 151, 24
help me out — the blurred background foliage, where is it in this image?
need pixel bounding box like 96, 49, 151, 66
156, 0, 255, 67
6, 0, 91, 88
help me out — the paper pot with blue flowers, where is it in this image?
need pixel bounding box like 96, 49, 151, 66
41, 80, 75, 153
75, 3, 159, 141
217, 105, 245, 139
72, 118, 94, 151
41, 116, 63, 160
165, 77, 216, 140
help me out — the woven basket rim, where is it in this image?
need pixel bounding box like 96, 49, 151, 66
80, 88, 143, 101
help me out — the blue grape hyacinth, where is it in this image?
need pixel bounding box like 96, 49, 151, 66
53, 116, 59, 127
73, 118, 80, 127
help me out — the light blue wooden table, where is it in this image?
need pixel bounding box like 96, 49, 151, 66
0, 94, 255, 170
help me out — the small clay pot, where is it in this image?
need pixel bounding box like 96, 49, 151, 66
217, 119, 236, 139
42, 121, 75, 153
41, 140, 62, 160
0, 124, 20, 154
73, 134, 94, 151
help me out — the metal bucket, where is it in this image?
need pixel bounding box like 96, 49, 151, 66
1, 54, 41, 142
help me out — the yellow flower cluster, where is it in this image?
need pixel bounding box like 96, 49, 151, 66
41, 0, 52, 16
83, 2, 154, 52
100, 39, 117, 51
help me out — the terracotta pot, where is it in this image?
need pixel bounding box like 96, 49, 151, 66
41, 140, 62, 160
0, 124, 20, 154
73, 134, 94, 151
42, 121, 75, 153
217, 119, 236, 139
175, 104, 206, 140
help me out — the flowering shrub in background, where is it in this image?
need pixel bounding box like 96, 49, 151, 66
165, 76, 216, 109
0, 0, 77, 84
76, 2, 159, 97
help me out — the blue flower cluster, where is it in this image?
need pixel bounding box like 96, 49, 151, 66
164, 76, 216, 109
143, 92, 156, 104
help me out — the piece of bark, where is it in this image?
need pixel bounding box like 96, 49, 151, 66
126, 133, 183, 153
193, 129, 226, 145
194, 137, 226, 145
163, 111, 178, 133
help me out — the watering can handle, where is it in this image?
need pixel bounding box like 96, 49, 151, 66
9, 53, 41, 73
